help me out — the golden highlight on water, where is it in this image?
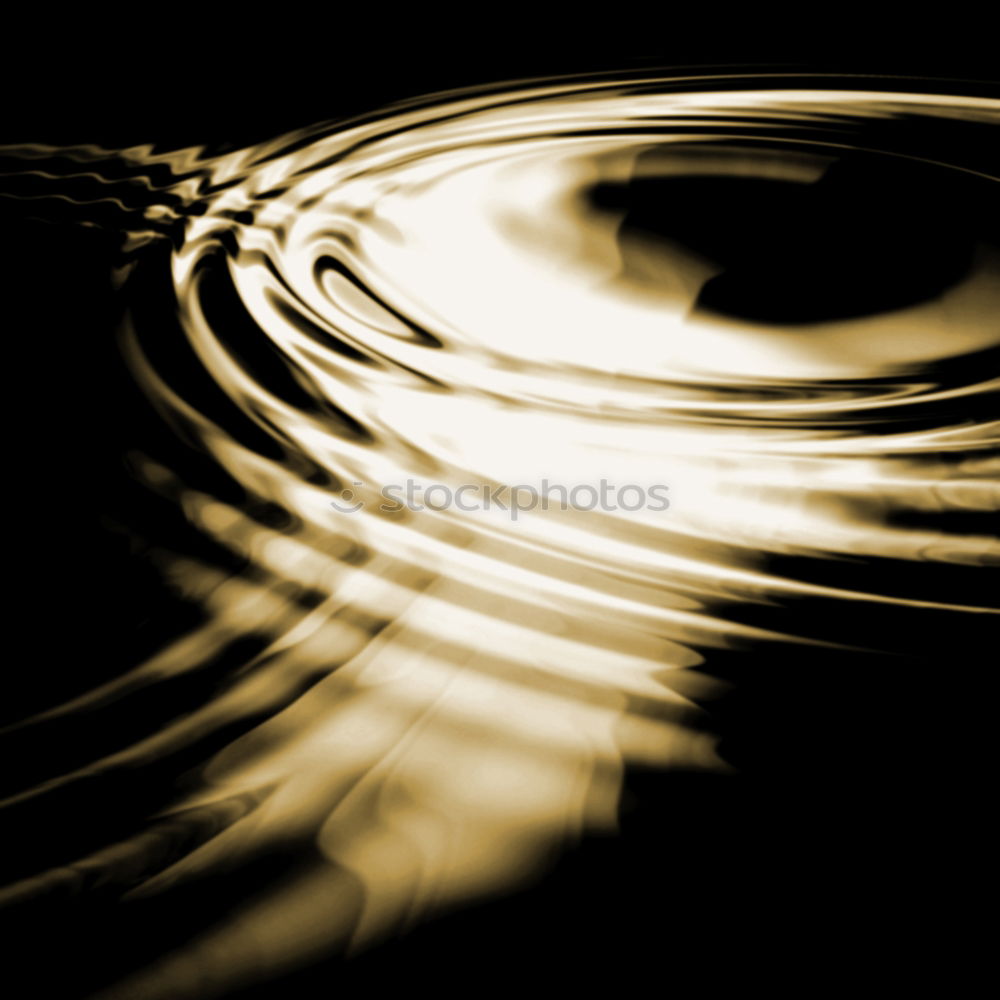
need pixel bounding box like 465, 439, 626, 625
2, 73, 998, 998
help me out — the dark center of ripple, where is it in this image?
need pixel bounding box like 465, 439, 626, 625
591, 147, 994, 323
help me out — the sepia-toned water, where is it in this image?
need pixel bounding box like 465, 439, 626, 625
1, 73, 998, 998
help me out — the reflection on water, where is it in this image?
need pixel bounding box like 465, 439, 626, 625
1, 73, 998, 998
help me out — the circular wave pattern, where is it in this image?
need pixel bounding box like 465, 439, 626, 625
2, 73, 999, 999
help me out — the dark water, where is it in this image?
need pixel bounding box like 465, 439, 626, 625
1, 63, 997, 997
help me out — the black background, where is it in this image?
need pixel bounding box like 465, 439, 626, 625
2, 21, 996, 997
